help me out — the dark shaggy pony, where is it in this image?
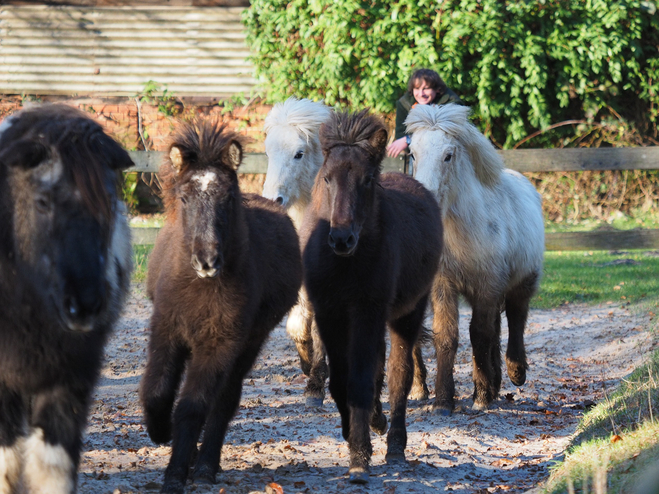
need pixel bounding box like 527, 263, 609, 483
140, 118, 302, 494
300, 110, 443, 484
0, 104, 133, 494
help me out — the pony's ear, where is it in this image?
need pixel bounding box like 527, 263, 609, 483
223, 141, 242, 170
95, 134, 134, 171
0, 139, 49, 170
368, 128, 388, 154
170, 146, 184, 174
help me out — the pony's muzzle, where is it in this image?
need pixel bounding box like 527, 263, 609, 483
191, 250, 222, 278
328, 228, 359, 256
62, 288, 104, 332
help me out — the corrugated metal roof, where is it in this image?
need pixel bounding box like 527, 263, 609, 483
0, 5, 256, 97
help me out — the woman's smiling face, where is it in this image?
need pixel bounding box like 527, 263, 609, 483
412, 80, 438, 105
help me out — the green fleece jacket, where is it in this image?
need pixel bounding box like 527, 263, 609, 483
394, 88, 462, 140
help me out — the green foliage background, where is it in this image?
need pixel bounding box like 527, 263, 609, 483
243, 0, 659, 148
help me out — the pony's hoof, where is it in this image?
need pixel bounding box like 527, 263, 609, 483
305, 396, 324, 408
370, 413, 388, 436
472, 400, 489, 411
408, 385, 430, 401
192, 465, 217, 485
348, 468, 369, 484
433, 403, 453, 416
507, 364, 527, 387
385, 451, 406, 464
160, 478, 185, 494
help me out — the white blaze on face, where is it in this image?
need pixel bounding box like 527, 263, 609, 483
192, 170, 217, 192
38, 158, 64, 187
23, 428, 75, 494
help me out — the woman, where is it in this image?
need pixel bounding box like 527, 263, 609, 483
386, 68, 461, 158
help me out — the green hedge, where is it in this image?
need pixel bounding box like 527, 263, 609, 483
243, 0, 659, 148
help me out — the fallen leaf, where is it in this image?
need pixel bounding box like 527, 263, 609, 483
265, 483, 284, 494
611, 434, 623, 443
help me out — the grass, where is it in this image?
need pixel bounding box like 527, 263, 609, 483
544, 209, 659, 233
544, 352, 659, 494
132, 244, 153, 283
534, 251, 659, 310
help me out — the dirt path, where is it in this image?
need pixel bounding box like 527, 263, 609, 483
78, 284, 656, 494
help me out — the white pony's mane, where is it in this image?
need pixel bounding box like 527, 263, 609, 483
263, 97, 331, 140
405, 104, 503, 187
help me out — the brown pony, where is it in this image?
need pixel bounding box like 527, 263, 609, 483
139, 118, 302, 494
300, 110, 443, 483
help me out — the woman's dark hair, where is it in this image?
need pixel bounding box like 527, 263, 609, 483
407, 69, 448, 95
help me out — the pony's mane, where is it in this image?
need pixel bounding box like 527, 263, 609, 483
263, 97, 331, 140
319, 110, 387, 164
0, 104, 132, 224
160, 117, 243, 216
405, 104, 503, 186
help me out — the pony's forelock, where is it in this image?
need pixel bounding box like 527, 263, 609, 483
264, 98, 331, 142
319, 110, 388, 165
0, 104, 124, 226
406, 104, 503, 187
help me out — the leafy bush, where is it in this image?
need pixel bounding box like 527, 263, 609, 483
243, 0, 659, 148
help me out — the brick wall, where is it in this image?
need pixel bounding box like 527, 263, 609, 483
0, 95, 270, 195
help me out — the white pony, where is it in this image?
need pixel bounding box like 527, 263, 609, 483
263, 97, 332, 406
406, 103, 544, 413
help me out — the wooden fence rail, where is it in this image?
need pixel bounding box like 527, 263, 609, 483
126, 148, 659, 251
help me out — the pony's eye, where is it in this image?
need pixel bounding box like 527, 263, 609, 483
323, 176, 330, 185
35, 196, 51, 213
180, 196, 187, 205
364, 175, 374, 186
294, 151, 304, 160
444, 153, 453, 162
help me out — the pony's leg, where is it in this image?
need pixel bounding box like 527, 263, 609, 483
431, 279, 460, 415
139, 320, 188, 445
469, 303, 502, 410
409, 328, 430, 401
345, 310, 387, 484
0, 385, 26, 494
286, 288, 315, 376
314, 310, 350, 439
24, 386, 92, 494
192, 341, 264, 485
386, 295, 427, 463
369, 342, 387, 436
505, 274, 538, 387
161, 351, 235, 494
304, 317, 329, 407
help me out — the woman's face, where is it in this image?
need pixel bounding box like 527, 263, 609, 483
412, 80, 438, 105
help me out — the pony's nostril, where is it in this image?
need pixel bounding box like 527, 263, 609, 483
275, 196, 284, 205
346, 234, 356, 248
191, 254, 203, 271
65, 296, 79, 318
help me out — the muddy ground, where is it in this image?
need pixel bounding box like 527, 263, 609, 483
77, 283, 657, 494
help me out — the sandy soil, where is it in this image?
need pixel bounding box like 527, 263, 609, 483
77, 283, 657, 494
